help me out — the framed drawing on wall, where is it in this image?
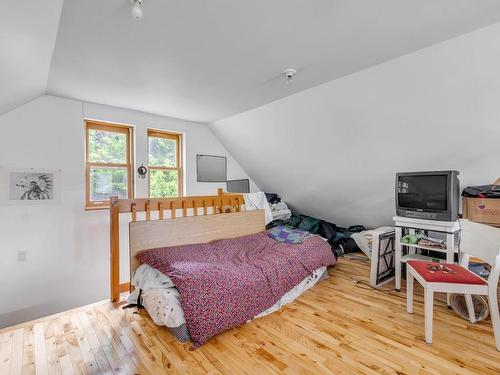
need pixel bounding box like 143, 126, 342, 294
0, 167, 61, 205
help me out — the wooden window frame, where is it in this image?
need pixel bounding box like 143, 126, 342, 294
85, 120, 134, 210
147, 129, 183, 198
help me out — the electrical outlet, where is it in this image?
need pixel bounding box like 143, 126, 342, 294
18, 251, 27, 263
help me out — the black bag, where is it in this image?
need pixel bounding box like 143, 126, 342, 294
318, 221, 337, 240
264, 193, 281, 204
348, 225, 365, 233
337, 238, 361, 253
462, 184, 500, 198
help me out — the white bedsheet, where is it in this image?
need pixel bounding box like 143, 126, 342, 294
128, 264, 327, 329
243, 192, 274, 224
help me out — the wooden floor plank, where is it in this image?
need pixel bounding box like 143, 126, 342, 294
69, 314, 101, 375
84, 309, 130, 375
33, 323, 49, 375
22, 325, 35, 375
2, 254, 500, 374
43, 320, 61, 375
0, 331, 14, 375
61, 315, 89, 375
10, 329, 24, 375
87, 308, 140, 375
77, 311, 113, 375
52, 317, 74, 375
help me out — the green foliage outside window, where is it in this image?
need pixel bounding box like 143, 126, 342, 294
149, 135, 179, 198
149, 137, 176, 167
150, 170, 179, 198
87, 126, 181, 201
89, 129, 127, 163
88, 128, 129, 201
90, 168, 128, 200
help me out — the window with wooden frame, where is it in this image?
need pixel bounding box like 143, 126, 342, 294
148, 129, 183, 198
85, 120, 134, 209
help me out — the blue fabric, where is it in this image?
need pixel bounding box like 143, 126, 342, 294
267, 225, 314, 244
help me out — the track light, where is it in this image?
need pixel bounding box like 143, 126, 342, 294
130, 0, 143, 20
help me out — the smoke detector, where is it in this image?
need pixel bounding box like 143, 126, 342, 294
283, 68, 297, 83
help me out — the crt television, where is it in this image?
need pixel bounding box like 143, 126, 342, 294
395, 171, 460, 221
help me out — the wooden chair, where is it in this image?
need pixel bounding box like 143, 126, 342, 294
406, 220, 500, 351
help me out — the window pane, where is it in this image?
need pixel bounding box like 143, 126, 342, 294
89, 129, 127, 163
149, 169, 178, 198
149, 136, 177, 167
90, 167, 128, 201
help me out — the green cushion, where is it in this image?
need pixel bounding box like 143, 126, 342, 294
284, 215, 301, 228
297, 215, 321, 234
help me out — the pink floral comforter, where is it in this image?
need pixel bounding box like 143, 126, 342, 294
137, 231, 336, 347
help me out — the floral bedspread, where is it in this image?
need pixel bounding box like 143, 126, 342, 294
138, 231, 336, 347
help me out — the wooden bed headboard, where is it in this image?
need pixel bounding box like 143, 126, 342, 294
109, 189, 264, 301
129, 210, 265, 290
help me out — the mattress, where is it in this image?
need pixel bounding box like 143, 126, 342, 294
128, 263, 328, 342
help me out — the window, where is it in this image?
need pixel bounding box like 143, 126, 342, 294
148, 129, 183, 198
85, 120, 134, 209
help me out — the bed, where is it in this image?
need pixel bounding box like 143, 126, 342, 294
109, 190, 336, 347
127, 261, 328, 344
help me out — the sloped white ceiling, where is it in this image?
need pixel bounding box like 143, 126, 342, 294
46, 0, 500, 123
4, 1, 500, 122
0, 0, 63, 115
211, 23, 500, 227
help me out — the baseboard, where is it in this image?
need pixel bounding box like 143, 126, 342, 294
0, 293, 107, 329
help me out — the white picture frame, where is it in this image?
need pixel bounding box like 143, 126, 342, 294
0, 167, 62, 205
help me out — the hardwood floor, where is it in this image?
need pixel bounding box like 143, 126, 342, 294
1, 254, 499, 374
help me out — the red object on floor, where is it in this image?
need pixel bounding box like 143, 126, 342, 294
407, 261, 487, 285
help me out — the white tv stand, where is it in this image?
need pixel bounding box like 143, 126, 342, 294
393, 216, 461, 298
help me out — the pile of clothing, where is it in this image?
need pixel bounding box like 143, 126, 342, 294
269, 201, 289, 212
401, 233, 446, 249
243, 192, 291, 224
462, 183, 500, 198
264, 193, 366, 258
264, 193, 291, 221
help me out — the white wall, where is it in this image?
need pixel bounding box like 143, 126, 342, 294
212, 22, 500, 228
0, 95, 257, 327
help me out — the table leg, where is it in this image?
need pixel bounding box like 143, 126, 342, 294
395, 227, 402, 291
446, 232, 455, 307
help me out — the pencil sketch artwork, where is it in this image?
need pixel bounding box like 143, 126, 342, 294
9, 172, 54, 200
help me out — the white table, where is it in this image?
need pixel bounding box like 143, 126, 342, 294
393, 216, 461, 304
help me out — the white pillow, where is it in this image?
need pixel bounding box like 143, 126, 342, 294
132, 263, 175, 290
128, 263, 176, 304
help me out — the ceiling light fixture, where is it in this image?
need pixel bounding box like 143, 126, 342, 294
283, 68, 297, 83
130, 0, 143, 20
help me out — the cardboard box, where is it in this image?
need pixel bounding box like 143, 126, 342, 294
462, 177, 500, 227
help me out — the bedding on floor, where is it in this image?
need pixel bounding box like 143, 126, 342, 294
137, 231, 336, 347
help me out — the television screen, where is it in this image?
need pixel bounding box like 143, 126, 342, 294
226, 179, 250, 193
397, 175, 447, 211
196, 154, 227, 182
